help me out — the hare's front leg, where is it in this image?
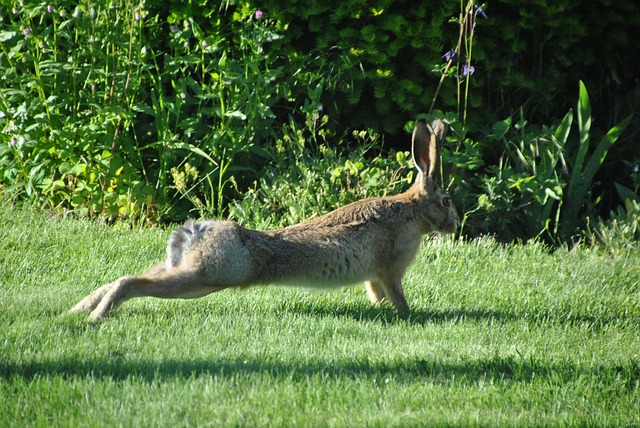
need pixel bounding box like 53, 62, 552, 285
365, 278, 409, 312
365, 280, 386, 305
379, 276, 409, 312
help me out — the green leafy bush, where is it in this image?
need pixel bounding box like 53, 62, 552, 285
587, 198, 640, 256
256, 0, 640, 139
0, 2, 155, 217
447, 82, 633, 243
0, 1, 321, 221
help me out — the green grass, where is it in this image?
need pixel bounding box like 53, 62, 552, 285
1, 204, 639, 427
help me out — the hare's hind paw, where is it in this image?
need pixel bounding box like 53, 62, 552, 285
84, 277, 134, 322
87, 308, 110, 323
69, 282, 115, 314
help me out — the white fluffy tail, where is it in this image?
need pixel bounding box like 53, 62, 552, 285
166, 220, 213, 267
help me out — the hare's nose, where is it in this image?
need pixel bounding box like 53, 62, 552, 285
452, 210, 461, 230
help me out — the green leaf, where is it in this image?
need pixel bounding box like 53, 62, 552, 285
614, 182, 640, 204
169, 142, 218, 166
553, 108, 573, 147
574, 80, 591, 175
491, 118, 511, 139
582, 113, 633, 186
132, 103, 156, 117
545, 187, 561, 201
0, 31, 16, 43
225, 111, 247, 120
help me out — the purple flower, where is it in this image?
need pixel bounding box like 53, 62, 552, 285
462, 63, 475, 77
47, 4, 54, 13
134, 11, 141, 21
170, 23, 179, 32
255, 10, 264, 19
442, 48, 458, 63
11, 137, 17, 146
23, 28, 31, 36
474, 5, 488, 19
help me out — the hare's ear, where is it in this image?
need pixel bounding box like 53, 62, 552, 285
412, 119, 446, 179
429, 119, 446, 178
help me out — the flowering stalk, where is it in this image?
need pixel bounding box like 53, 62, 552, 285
462, 2, 484, 124
428, 0, 486, 126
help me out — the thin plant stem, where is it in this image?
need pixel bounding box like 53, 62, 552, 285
429, 0, 476, 121
463, 1, 476, 126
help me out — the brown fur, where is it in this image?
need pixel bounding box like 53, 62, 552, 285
70, 119, 459, 321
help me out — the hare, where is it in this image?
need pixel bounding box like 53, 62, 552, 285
70, 119, 459, 321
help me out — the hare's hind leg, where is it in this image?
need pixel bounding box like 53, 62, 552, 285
87, 269, 226, 322
69, 262, 167, 315
69, 282, 117, 313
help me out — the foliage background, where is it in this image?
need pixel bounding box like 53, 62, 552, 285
1, 0, 639, 244
262, 0, 640, 137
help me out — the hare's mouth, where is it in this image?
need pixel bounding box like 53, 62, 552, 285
440, 219, 459, 233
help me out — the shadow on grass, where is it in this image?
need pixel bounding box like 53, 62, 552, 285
97, 297, 516, 327
71, 297, 631, 332
272, 300, 626, 330
310, 304, 513, 326
2, 353, 639, 391
279, 303, 510, 326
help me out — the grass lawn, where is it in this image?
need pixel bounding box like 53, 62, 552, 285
1, 204, 638, 427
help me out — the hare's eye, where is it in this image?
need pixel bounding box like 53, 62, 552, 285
442, 196, 451, 207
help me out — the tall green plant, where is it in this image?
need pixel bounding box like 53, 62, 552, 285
142, 12, 286, 218
495, 110, 568, 240
447, 82, 633, 242
0, 3, 310, 220
159, 11, 328, 219
559, 81, 633, 241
